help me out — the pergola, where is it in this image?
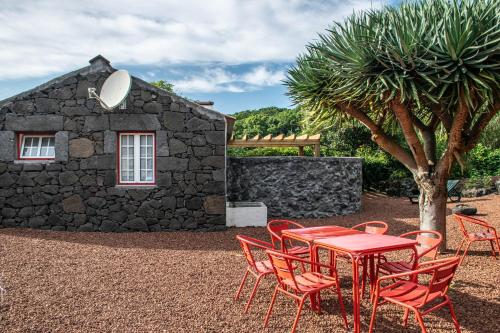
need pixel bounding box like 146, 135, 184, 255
228, 134, 321, 157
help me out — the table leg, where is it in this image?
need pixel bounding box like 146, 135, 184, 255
352, 256, 361, 333
369, 255, 375, 297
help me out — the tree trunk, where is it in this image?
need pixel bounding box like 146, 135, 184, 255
417, 176, 448, 251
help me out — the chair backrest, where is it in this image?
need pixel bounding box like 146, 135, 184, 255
267, 219, 304, 249
447, 180, 460, 192
416, 257, 460, 305
453, 214, 493, 237
266, 249, 300, 290
236, 235, 273, 270
400, 230, 442, 261
352, 221, 388, 235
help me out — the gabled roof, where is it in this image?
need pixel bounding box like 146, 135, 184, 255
0, 55, 227, 122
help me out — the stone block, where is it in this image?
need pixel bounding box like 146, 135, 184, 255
157, 157, 189, 171
35, 98, 60, 113
12, 100, 35, 114
80, 155, 115, 170
186, 117, 211, 131
49, 87, 73, 99
104, 131, 116, 154
205, 131, 225, 145
109, 114, 161, 131
69, 138, 94, 158
0, 173, 15, 187
123, 217, 148, 231
143, 101, 162, 113
63, 194, 86, 213
201, 156, 225, 168
156, 131, 169, 156
62, 106, 91, 116
163, 112, 185, 131
169, 138, 187, 155
193, 147, 213, 157
0, 131, 15, 162
59, 171, 79, 186
5, 114, 63, 131
55, 131, 69, 162
83, 115, 109, 132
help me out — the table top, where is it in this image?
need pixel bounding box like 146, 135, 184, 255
282, 225, 363, 242
314, 233, 418, 255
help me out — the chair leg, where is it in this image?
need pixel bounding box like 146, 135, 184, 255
414, 311, 428, 333
455, 238, 466, 257
447, 300, 462, 333
489, 240, 497, 259
291, 296, 306, 333
361, 256, 367, 298
402, 308, 410, 327
459, 241, 472, 265
264, 286, 279, 327
334, 280, 349, 329
368, 296, 379, 333
235, 269, 249, 300
244, 274, 263, 313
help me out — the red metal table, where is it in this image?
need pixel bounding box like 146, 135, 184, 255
281, 226, 364, 312
314, 234, 418, 333
281, 225, 363, 258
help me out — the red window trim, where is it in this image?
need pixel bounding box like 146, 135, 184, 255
116, 131, 157, 186
17, 132, 56, 160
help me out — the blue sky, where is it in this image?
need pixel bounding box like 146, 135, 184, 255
0, 0, 399, 114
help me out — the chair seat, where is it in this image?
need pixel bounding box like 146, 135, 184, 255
468, 231, 498, 241
282, 272, 337, 292
287, 246, 310, 256
380, 281, 442, 308
378, 261, 413, 274
255, 260, 274, 274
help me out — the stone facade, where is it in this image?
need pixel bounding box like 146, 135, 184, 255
0, 56, 226, 231
227, 157, 362, 218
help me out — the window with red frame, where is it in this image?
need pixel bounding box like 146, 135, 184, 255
18, 133, 55, 160
118, 133, 155, 185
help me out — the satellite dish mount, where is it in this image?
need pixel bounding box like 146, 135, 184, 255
88, 70, 132, 111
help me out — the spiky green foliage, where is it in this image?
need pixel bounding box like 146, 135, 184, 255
287, 0, 499, 131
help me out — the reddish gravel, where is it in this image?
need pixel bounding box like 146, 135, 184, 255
0, 193, 499, 332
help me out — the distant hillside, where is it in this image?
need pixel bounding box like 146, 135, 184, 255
230, 107, 303, 138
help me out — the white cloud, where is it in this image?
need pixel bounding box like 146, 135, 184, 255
172, 66, 285, 93
0, 0, 382, 80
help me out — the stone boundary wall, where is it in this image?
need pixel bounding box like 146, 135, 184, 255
0, 59, 226, 231
227, 157, 362, 218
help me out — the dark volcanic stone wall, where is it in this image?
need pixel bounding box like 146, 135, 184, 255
227, 157, 362, 218
0, 59, 226, 231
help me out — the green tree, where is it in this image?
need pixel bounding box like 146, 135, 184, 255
286, 0, 499, 248
150, 80, 175, 93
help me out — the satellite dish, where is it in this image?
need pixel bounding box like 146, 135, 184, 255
88, 70, 131, 110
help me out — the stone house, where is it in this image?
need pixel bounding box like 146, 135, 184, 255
0, 55, 227, 232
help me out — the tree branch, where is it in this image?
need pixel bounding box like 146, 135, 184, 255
339, 103, 417, 171
391, 99, 429, 171
436, 92, 470, 175
462, 101, 500, 152
412, 115, 437, 166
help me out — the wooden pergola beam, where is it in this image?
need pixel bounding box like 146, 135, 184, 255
228, 134, 321, 157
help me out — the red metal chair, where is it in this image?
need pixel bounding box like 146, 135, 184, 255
337, 221, 389, 296
453, 214, 500, 265
369, 257, 461, 333
267, 220, 310, 257
264, 249, 349, 333
235, 235, 275, 313
351, 221, 389, 235
377, 230, 442, 278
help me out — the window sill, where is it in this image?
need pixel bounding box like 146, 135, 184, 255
15, 160, 55, 164
115, 185, 157, 190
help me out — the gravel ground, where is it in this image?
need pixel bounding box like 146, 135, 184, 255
0, 193, 499, 333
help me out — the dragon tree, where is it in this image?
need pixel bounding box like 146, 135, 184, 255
286, 0, 499, 248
